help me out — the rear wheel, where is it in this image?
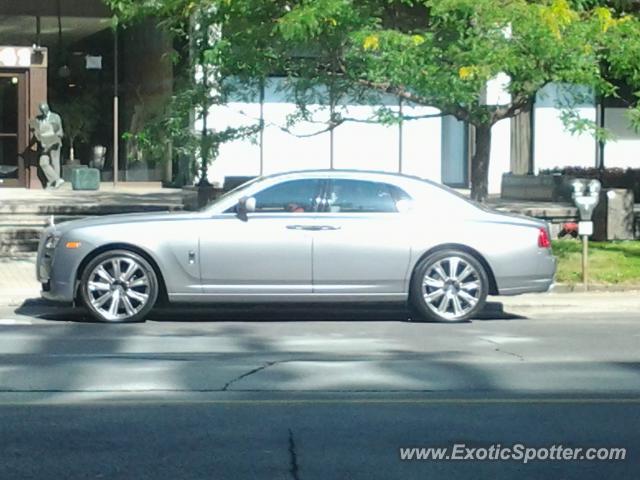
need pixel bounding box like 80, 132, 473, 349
410, 250, 488, 323
80, 250, 158, 323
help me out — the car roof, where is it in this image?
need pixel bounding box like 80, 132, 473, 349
260, 169, 438, 186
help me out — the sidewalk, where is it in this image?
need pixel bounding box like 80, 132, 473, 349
1, 256, 639, 313
0, 256, 40, 306
0, 183, 184, 213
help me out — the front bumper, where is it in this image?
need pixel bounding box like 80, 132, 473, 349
36, 231, 89, 304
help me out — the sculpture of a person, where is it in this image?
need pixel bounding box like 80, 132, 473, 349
30, 103, 65, 189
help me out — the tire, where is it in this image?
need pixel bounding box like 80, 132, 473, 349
410, 249, 489, 323
79, 249, 159, 323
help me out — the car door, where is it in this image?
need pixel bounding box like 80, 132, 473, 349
198, 178, 325, 298
312, 178, 413, 296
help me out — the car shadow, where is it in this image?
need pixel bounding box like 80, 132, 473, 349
14, 299, 526, 323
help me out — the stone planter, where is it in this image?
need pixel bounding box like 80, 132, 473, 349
501, 174, 575, 202
61, 164, 87, 182
125, 163, 163, 182
592, 189, 635, 241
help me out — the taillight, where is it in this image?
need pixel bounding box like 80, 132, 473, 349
538, 227, 551, 248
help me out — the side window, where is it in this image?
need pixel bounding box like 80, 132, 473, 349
326, 180, 410, 213
252, 179, 323, 213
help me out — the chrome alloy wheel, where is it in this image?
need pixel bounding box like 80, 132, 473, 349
86, 256, 151, 321
421, 256, 482, 321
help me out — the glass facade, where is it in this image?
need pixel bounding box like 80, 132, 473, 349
0, 1, 175, 187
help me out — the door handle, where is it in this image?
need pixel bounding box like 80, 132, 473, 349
287, 225, 341, 231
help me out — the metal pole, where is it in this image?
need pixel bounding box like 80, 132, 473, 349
398, 97, 403, 174
582, 234, 588, 287
113, 22, 119, 188
36, 16, 41, 46
259, 80, 264, 176
329, 101, 335, 170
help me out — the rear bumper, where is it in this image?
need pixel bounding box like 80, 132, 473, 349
498, 278, 555, 296
497, 254, 557, 296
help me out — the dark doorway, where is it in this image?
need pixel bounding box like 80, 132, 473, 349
0, 72, 26, 187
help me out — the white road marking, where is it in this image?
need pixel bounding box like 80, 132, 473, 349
0, 318, 33, 325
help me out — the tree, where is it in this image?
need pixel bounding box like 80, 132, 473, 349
273, 0, 637, 201
106, 1, 261, 187
55, 90, 99, 163
105, 0, 640, 200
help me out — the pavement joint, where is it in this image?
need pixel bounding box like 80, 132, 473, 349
288, 429, 301, 480
0, 396, 639, 406
221, 360, 283, 391
481, 338, 525, 361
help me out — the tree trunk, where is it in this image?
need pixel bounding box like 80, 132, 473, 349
470, 123, 492, 203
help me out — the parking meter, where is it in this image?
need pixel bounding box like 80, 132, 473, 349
571, 179, 601, 236
570, 179, 601, 286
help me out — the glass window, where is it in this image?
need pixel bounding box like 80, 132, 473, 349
326, 180, 410, 213
252, 179, 323, 213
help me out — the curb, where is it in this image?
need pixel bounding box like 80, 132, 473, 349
552, 283, 640, 293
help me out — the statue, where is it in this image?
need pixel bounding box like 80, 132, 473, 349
30, 103, 65, 189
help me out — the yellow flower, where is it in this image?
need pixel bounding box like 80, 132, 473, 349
363, 35, 380, 51
458, 66, 476, 80
594, 7, 615, 32
411, 34, 425, 46
550, 0, 577, 25
541, 0, 578, 39
594, 7, 629, 32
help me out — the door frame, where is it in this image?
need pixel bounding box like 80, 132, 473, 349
0, 70, 28, 187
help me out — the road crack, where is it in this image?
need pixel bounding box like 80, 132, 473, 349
288, 428, 300, 480
482, 338, 525, 361
221, 361, 280, 391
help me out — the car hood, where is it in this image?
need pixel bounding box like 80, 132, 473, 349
52, 211, 203, 234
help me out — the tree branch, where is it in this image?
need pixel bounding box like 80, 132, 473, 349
230, 106, 446, 139
491, 94, 533, 123
354, 78, 471, 123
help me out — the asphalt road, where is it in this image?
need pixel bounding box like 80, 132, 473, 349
0, 299, 638, 479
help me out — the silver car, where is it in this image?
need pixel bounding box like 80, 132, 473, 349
36, 170, 556, 323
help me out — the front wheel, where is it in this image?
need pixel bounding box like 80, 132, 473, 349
80, 250, 159, 323
410, 250, 488, 323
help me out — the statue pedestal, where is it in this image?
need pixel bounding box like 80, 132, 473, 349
72, 168, 100, 191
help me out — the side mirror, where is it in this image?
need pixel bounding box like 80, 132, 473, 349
236, 196, 256, 221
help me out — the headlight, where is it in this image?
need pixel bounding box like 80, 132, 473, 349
44, 234, 61, 249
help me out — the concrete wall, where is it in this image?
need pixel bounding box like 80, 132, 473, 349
533, 83, 596, 172
603, 108, 640, 169
489, 119, 511, 194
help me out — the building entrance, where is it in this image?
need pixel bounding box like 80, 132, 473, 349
0, 73, 25, 187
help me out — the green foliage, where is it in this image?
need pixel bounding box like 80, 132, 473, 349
54, 90, 99, 154
107, 0, 267, 185
275, 0, 624, 125
105, 0, 640, 197
553, 239, 640, 284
